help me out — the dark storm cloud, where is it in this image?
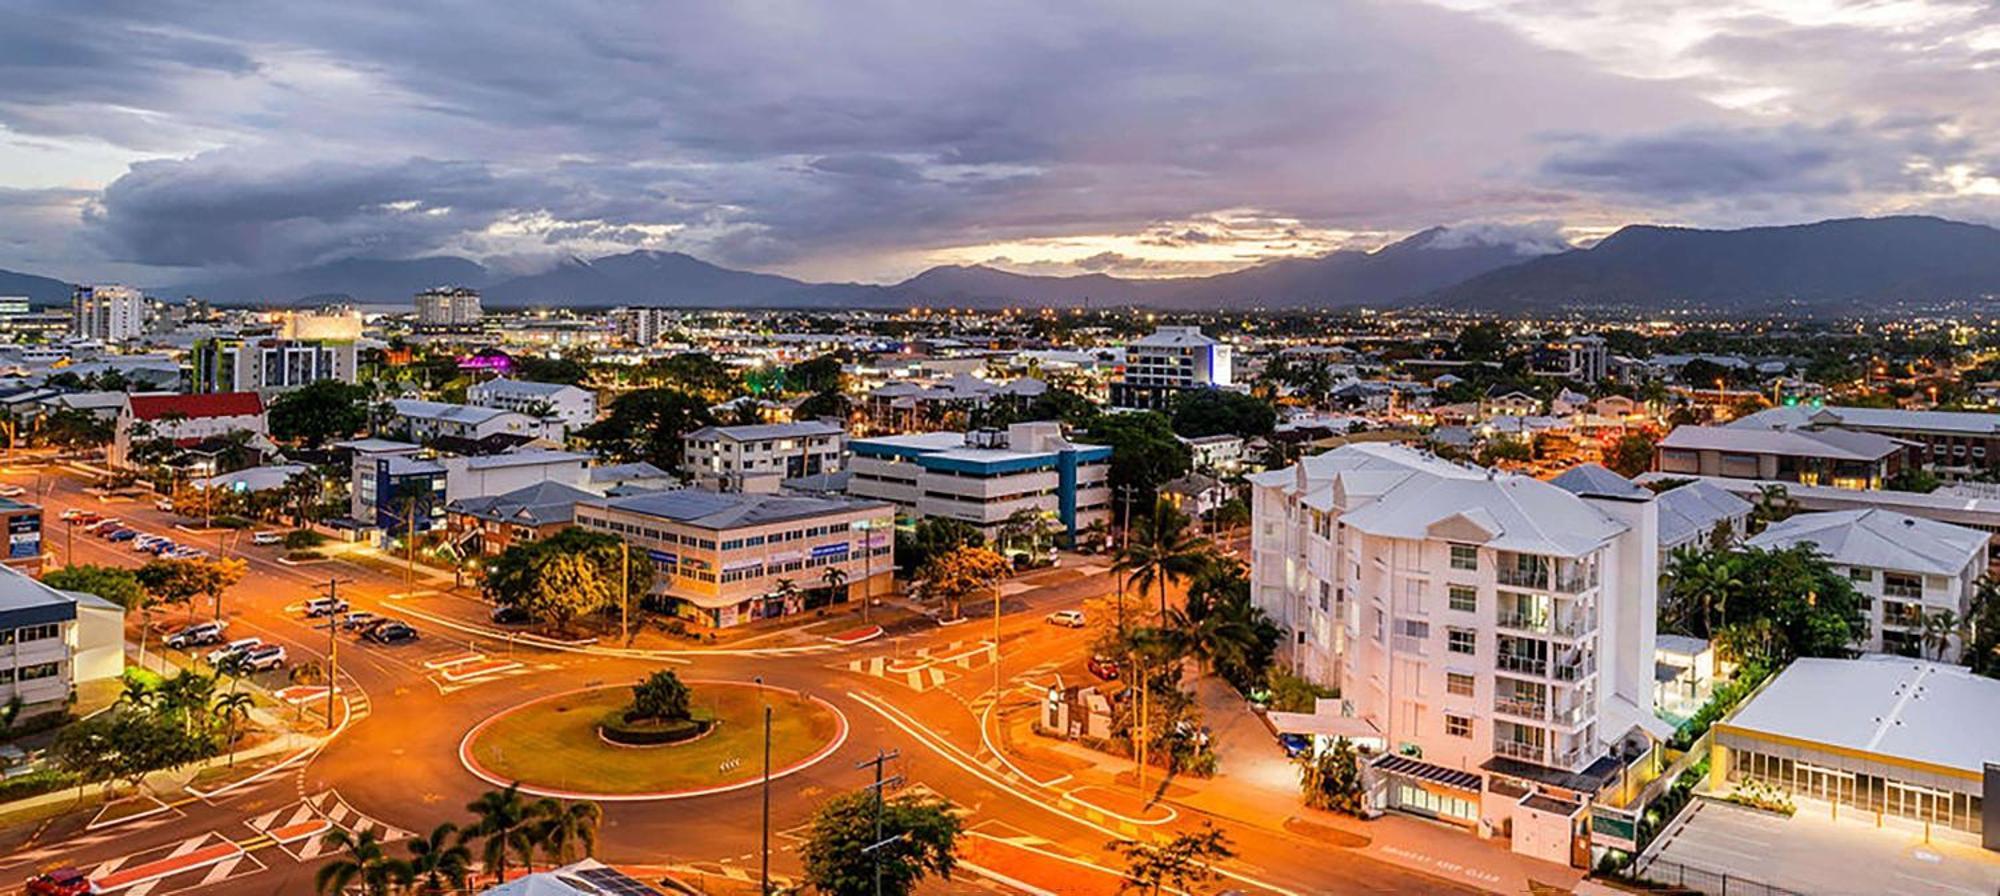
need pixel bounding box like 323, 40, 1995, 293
1538, 124, 1922, 203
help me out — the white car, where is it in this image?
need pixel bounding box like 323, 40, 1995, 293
59, 508, 83, 521
304, 596, 350, 618
165, 621, 227, 649
133, 534, 167, 552
1045, 609, 1087, 628
251, 531, 283, 546
0, 485, 24, 498
155, 498, 176, 512
205, 637, 262, 665
239, 644, 287, 672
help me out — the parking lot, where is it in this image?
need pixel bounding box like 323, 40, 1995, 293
1643, 797, 2000, 896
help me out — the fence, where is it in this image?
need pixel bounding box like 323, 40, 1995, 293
1632, 856, 1808, 896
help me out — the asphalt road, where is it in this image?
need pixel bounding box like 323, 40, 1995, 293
0, 464, 1480, 896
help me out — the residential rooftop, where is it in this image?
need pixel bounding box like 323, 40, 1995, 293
1745, 508, 1988, 576
591, 488, 888, 530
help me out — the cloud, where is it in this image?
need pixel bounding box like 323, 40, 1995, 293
0, 1, 1994, 281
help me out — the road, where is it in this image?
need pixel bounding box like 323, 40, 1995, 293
0, 464, 1481, 896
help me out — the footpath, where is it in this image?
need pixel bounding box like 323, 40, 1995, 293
989, 673, 1588, 895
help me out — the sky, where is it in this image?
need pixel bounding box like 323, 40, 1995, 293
2, 0, 1997, 286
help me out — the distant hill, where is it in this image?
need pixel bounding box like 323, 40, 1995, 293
1156, 226, 1556, 308
1428, 216, 2000, 311
482, 250, 823, 308
164, 256, 493, 305
0, 268, 73, 305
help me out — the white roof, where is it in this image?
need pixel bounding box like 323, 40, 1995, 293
389, 398, 516, 425
1131, 326, 1219, 348
459, 450, 591, 471
1549, 463, 1650, 500
1732, 404, 2000, 437
480, 859, 660, 895
1658, 425, 1904, 461
1654, 480, 1753, 546
686, 421, 844, 442
470, 378, 582, 398
1727, 656, 2000, 776
1745, 508, 1987, 576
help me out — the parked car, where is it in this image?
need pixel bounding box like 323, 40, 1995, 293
133, 534, 166, 551
304, 596, 350, 618
58, 508, 84, 522
339, 611, 382, 632
82, 518, 119, 534
251, 531, 283, 546
107, 528, 138, 542
143, 540, 178, 555
239, 644, 287, 672
205, 637, 262, 665
1044, 609, 1086, 628
165, 621, 227, 649
364, 621, 418, 644
1278, 733, 1312, 758
489, 605, 531, 625
0, 485, 25, 498
24, 867, 92, 896
1087, 654, 1120, 680
156, 498, 176, 512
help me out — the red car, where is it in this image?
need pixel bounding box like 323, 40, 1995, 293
1087, 654, 1120, 680
26, 867, 93, 896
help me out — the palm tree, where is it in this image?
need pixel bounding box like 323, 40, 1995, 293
1663, 546, 1742, 640
1171, 595, 1276, 683
1114, 499, 1213, 623
462, 783, 537, 884
532, 798, 602, 867
773, 578, 800, 614
1750, 484, 1798, 533
315, 828, 412, 896
1924, 609, 1965, 662
406, 822, 473, 894
117, 677, 156, 712
820, 565, 849, 605
213, 691, 253, 766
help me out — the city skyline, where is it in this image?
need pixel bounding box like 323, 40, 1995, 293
4, 1, 1999, 287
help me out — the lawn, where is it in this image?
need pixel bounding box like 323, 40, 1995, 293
466, 683, 841, 795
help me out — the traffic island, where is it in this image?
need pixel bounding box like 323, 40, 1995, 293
459, 679, 848, 800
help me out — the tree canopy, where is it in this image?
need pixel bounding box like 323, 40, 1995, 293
917, 545, 1010, 620
1083, 411, 1191, 506
802, 791, 961, 896
42, 564, 145, 610
268, 379, 373, 446
483, 528, 654, 628
578, 388, 717, 470
1169, 389, 1276, 439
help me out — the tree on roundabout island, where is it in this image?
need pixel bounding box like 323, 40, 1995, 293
802, 789, 961, 896
600, 669, 709, 745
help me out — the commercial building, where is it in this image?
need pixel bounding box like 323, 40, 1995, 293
191, 337, 359, 395
2, 564, 123, 717
847, 422, 1111, 546
1179, 433, 1246, 474
414, 286, 483, 332
575, 489, 893, 628
110, 392, 269, 469
864, 375, 1046, 433
466, 378, 598, 437
1110, 326, 1232, 411
1654, 425, 1912, 489
682, 421, 845, 493
71, 284, 147, 343
1746, 509, 1988, 655
340, 438, 591, 543
1249, 443, 1667, 865
274, 307, 364, 340
1732, 405, 2000, 473
1713, 656, 1999, 841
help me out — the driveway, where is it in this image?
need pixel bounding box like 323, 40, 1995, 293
1643, 797, 2000, 896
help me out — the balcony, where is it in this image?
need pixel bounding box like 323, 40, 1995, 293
1496, 653, 1547, 677
1493, 739, 1546, 764
1551, 655, 1597, 682
1883, 582, 1924, 601
1495, 608, 1598, 638
1496, 553, 1596, 593
1493, 696, 1547, 721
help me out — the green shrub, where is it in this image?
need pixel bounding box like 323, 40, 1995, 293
283, 530, 328, 550
596, 708, 709, 746
285, 550, 322, 562
1670, 662, 1772, 751
211, 515, 254, 530
1262, 668, 1339, 713
0, 769, 77, 801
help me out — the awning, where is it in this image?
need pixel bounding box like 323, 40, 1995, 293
1371, 754, 1483, 792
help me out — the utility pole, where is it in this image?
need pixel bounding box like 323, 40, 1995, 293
319, 576, 355, 731
992, 580, 1003, 694
1136, 656, 1149, 796
857, 748, 904, 896
404, 496, 417, 595
760, 702, 773, 895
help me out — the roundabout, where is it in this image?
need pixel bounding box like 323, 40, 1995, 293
458, 679, 849, 800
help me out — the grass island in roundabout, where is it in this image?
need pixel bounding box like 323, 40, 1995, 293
459, 671, 848, 800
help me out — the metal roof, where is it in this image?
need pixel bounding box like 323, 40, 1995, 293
1725, 656, 2000, 776
1371, 754, 1482, 792
594, 488, 888, 530
1745, 508, 1987, 577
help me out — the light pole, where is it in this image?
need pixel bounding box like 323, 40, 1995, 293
760, 701, 773, 895
319, 576, 354, 731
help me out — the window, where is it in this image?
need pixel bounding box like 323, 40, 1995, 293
1448, 586, 1477, 613
1446, 672, 1475, 697
1445, 714, 1472, 738
1884, 572, 1923, 599
1446, 627, 1477, 655
1848, 567, 1872, 583
1449, 544, 1478, 571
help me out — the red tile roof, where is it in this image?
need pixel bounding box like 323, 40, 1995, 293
128, 392, 265, 421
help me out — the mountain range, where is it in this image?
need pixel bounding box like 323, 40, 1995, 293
6, 215, 1999, 313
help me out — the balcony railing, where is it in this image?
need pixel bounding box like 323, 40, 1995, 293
1884, 583, 1924, 600
1496, 565, 1549, 590
1493, 739, 1546, 764
1496, 554, 1595, 593
1496, 609, 1598, 637
1496, 654, 1547, 677
1551, 655, 1597, 682
1494, 696, 1547, 721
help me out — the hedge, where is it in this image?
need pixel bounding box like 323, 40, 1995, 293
597, 709, 710, 746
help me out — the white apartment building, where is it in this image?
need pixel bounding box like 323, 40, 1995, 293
71, 284, 147, 343
466, 378, 598, 437
1110, 326, 1232, 411
1249, 444, 1664, 865
682, 421, 845, 493
386, 398, 553, 443
414, 286, 483, 331
1746, 509, 1988, 656
847, 422, 1111, 547
191, 337, 358, 396
1, 564, 123, 716
611, 307, 675, 346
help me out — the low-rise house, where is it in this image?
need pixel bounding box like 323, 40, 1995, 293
1178, 433, 1246, 473
447, 480, 600, 556
5, 564, 123, 717
1730, 405, 2000, 473
1746, 509, 1988, 656
1480, 387, 1542, 418
1655, 425, 1913, 490
386, 398, 550, 443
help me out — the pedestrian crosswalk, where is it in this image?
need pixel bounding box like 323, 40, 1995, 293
246, 790, 410, 861
86, 832, 264, 895
840, 639, 998, 692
